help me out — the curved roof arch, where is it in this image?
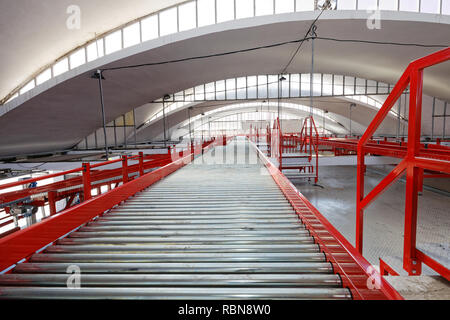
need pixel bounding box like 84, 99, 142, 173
128, 97, 400, 145
171, 102, 354, 137
0, 10, 449, 157
2, 1, 449, 104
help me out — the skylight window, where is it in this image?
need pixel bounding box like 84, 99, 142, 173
160, 7, 178, 36
275, 0, 295, 14
301, 74, 310, 96
20, 79, 35, 95
337, 0, 357, 10
69, 48, 86, 69
366, 80, 377, 94
197, 0, 215, 27
358, 0, 378, 10
226, 79, 236, 99
86, 39, 104, 62
399, 0, 419, 12
236, 0, 254, 19
333, 75, 344, 95
123, 22, 140, 48
236, 77, 246, 99
257, 75, 268, 98
53, 58, 69, 77
36, 68, 51, 85
290, 74, 300, 97
296, 0, 315, 11
255, 0, 273, 15
141, 15, 159, 41
5, 93, 18, 104
379, 0, 398, 10
420, 0, 440, 13
179, 2, 196, 31
322, 74, 333, 96
444, 0, 450, 14
247, 76, 257, 98
216, 80, 225, 100
217, 0, 235, 22
344, 76, 355, 95
105, 30, 122, 54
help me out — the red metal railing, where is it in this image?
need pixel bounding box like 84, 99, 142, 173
274, 116, 319, 183
250, 140, 402, 300
356, 47, 450, 280
319, 137, 450, 160
0, 140, 215, 237
0, 139, 217, 273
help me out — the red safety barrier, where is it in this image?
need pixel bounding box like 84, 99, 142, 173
0, 140, 216, 237
250, 140, 402, 300
0, 139, 217, 273
274, 116, 319, 183
356, 47, 450, 280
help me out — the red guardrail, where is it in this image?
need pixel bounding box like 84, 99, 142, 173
0, 140, 215, 237
250, 140, 402, 300
0, 139, 217, 273
356, 47, 450, 280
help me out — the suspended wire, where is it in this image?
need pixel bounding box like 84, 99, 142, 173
101, 37, 448, 73
280, 1, 330, 75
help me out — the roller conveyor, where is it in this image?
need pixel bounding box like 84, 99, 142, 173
0, 139, 352, 300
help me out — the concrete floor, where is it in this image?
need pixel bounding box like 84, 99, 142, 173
292, 165, 450, 276
384, 275, 450, 300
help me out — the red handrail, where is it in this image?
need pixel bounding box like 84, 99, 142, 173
0, 139, 217, 272
356, 47, 450, 280
0, 140, 216, 237
251, 140, 402, 300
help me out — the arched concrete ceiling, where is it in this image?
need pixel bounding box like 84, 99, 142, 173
0, 11, 449, 157
0, 0, 180, 100
133, 97, 399, 142
167, 106, 358, 139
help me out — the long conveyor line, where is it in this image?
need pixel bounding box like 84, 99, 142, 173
0, 138, 352, 299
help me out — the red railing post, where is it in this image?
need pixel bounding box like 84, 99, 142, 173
403, 67, 424, 276
138, 152, 144, 176
82, 162, 91, 201
354, 48, 450, 277
277, 118, 283, 171
122, 155, 129, 184
356, 143, 365, 253
48, 191, 57, 215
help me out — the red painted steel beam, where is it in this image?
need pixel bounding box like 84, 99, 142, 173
355, 48, 450, 277
0, 139, 216, 272
379, 258, 400, 276
319, 138, 450, 161
0, 152, 194, 273
416, 250, 450, 281
358, 160, 407, 211
250, 140, 402, 300
0, 155, 173, 205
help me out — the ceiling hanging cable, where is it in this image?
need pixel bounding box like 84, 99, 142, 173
309, 24, 317, 117
99, 37, 447, 74
279, 0, 330, 76
277, 1, 329, 135
187, 107, 192, 146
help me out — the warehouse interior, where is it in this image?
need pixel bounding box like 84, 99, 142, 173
0, 0, 448, 300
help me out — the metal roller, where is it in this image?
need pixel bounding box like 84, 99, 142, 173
81, 222, 305, 230
29, 252, 327, 263
44, 243, 321, 253
57, 236, 318, 244
0, 274, 342, 287
68, 229, 309, 237
0, 140, 352, 300
0, 287, 352, 300
12, 262, 336, 274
